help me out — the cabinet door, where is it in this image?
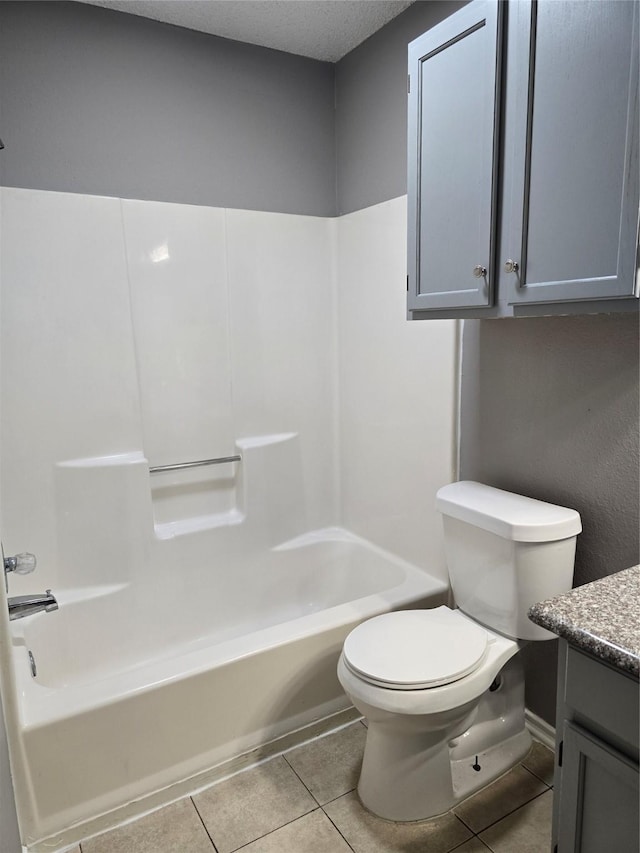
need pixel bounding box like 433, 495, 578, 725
407, 1, 503, 312
506, 0, 639, 306
558, 721, 639, 853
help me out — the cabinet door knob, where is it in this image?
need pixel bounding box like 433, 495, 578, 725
504, 259, 519, 273
473, 265, 487, 278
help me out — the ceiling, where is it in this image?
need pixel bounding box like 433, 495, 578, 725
78, 0, 416, 62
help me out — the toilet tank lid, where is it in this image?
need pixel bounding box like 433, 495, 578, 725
436, 481, 582, 542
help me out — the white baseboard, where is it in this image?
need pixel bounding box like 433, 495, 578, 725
525, 708, 556, 750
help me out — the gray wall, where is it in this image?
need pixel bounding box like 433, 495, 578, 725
460, 313, 640, 721
335, 0, 467, 215
0, 1, 335, 216
0, 0, 468, 217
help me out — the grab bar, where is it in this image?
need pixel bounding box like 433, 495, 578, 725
149, 455, 241, 474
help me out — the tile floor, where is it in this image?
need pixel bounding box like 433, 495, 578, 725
74, 721, 556, 853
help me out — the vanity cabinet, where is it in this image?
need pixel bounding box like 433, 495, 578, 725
407, 0, 640, 319
553, 641, 639, 853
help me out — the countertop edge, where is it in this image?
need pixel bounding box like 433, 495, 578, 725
528, 602, 639, 678
528, 566, 640, 679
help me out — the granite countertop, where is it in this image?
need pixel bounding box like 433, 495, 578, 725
528, 565, 640, 678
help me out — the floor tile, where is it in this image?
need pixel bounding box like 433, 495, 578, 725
452, 839, 493, 852
285, 721, 367, 804
240, 809, 352, 853
479, 790, 553, 853
453, 765, 548, 833
80, 798, 213, 853
521, 741, 555, 786
324, 790, 473, 853
192, 756, 316, 853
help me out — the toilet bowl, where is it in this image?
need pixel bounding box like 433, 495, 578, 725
338, 607, 527, 820
338, 481, 581, 821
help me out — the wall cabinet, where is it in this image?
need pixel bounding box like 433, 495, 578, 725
407, 0, 639, 319
553, 642, 639, 852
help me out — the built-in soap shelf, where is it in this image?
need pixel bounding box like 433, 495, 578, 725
149, 449, 242, 537
57, 451, 148, 469
154, 509, 245, 540
55, 432, 308, 553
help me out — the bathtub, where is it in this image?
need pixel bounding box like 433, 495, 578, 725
5, 526, 447, 850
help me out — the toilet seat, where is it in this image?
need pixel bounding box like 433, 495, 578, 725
342, 607, 489, 690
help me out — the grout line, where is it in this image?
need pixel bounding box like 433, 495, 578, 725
449, 834, 489, 852
454, 813, 477, 834
519, 762, 553, 789
281, 751, 322, 806
317, 786, 357, 808
453, 757, 552, 836
280, 718, 364, 807
322, 805, 357, 853
190, 796, 220, 852
470, 787, 553, 837
227, 806, 320, 852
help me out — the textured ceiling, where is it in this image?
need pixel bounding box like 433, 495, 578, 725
78, 0, 416, 62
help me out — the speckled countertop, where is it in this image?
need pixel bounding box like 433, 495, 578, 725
528, 565, 640, 678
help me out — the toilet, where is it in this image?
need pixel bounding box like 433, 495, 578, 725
338, 481, 581, 822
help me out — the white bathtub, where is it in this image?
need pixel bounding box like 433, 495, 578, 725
6, 527, 447, 849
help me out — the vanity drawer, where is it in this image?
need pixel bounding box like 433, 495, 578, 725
564, 645, 639, 756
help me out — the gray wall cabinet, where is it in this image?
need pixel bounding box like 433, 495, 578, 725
552, 642, 639, 852
408, 0, 640, 320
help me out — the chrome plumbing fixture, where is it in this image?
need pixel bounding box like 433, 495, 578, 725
8, 590, 58, 621
4, 551, 36, 592
3, 548, 58, 620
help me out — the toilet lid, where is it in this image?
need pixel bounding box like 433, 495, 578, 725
343, 607, 489, 690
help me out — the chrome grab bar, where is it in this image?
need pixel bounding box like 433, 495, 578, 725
149, 455, 241, 474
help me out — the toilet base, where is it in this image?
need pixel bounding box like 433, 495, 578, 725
357, 713, 467, 821
451, 727, 532, 804
358, 725, 532, 823
354, 654, 532, 822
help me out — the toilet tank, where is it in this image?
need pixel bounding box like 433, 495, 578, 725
436, 482, 582, 641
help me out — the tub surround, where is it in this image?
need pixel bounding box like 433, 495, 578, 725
528, 566, 640, 677
0, 187, 456, 595
0, 187, 457, 849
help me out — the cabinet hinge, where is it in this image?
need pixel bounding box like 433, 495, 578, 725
407, 74, 411, 94
558, 740, 563, 767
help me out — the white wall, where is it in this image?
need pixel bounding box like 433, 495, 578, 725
0, 189, 338, 593
337, 197, 458, 572
1, 188, 455, 596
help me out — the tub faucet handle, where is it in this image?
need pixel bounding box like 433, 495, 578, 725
4, 552, 37, 576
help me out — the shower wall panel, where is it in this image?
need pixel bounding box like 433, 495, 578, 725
122, 200, 234, 470
225, 209, 337, 531
0, 188, 142, 590
336, 196, 457, 577
0, 188, 455, 592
